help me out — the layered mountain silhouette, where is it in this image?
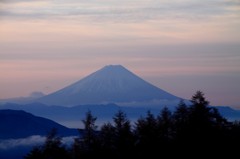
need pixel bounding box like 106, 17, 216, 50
38, 65, 180, 106
0, 109, 78, 139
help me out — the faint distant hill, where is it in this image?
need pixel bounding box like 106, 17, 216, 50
1, 102, 240, 129
0, 92, 45, 105
37, 65, 181, 106
0, 109, 78, 139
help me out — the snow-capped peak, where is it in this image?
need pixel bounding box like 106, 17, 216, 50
38, 65, 180, 106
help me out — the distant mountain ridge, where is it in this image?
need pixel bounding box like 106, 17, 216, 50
1, 102, 240, 129
38, 65, 180, 106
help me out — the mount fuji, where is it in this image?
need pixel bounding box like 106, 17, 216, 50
38, 65, 181, 106
1, 65, 240, 128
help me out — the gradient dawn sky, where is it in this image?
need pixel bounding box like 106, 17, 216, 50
0, 0, 240, 107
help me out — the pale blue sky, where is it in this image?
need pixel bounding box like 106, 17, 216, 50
0, 0, 240, 107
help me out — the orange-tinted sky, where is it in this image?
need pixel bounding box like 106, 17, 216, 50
0, 0, 240, 107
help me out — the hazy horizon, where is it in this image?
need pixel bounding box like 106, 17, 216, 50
0, 0, 240, 107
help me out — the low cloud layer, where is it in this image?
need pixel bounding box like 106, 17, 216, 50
0, 135, 77, 150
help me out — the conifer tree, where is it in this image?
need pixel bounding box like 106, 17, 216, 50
72, 111, 98, 159
157, 107, 174, 141
25, 129, 69, 159
113, 110, 133, 158
135, 111, 157, 145
99, 122, 116, 158
135, 111, 158, 157
173, 99, 190, 138
82, 110, 98, 149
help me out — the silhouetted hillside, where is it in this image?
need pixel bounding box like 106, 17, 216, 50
0, 109, 78, 139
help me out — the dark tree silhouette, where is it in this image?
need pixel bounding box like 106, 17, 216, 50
174, 99, 189, 123
186, 91, 229, 156
156, 107, 174, 155
135, 111, 158, 157
112, 110, 134, 158
25, 128, 69, 159
99, 122, 116, 158
72, 111, 98, 159
173, 100, 190, 141
135, 111, 158, 143
191, 91, 209, 106
157, 107, 174, 141
82, 110, 98, 148
189, 91, 212, 131
100, 122, 115, 149
25, 91, 240, 159
24, 147, 43, 159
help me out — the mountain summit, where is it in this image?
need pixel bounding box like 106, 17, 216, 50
38, 65, 180, 106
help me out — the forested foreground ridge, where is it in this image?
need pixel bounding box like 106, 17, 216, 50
25, 91, 240, 159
